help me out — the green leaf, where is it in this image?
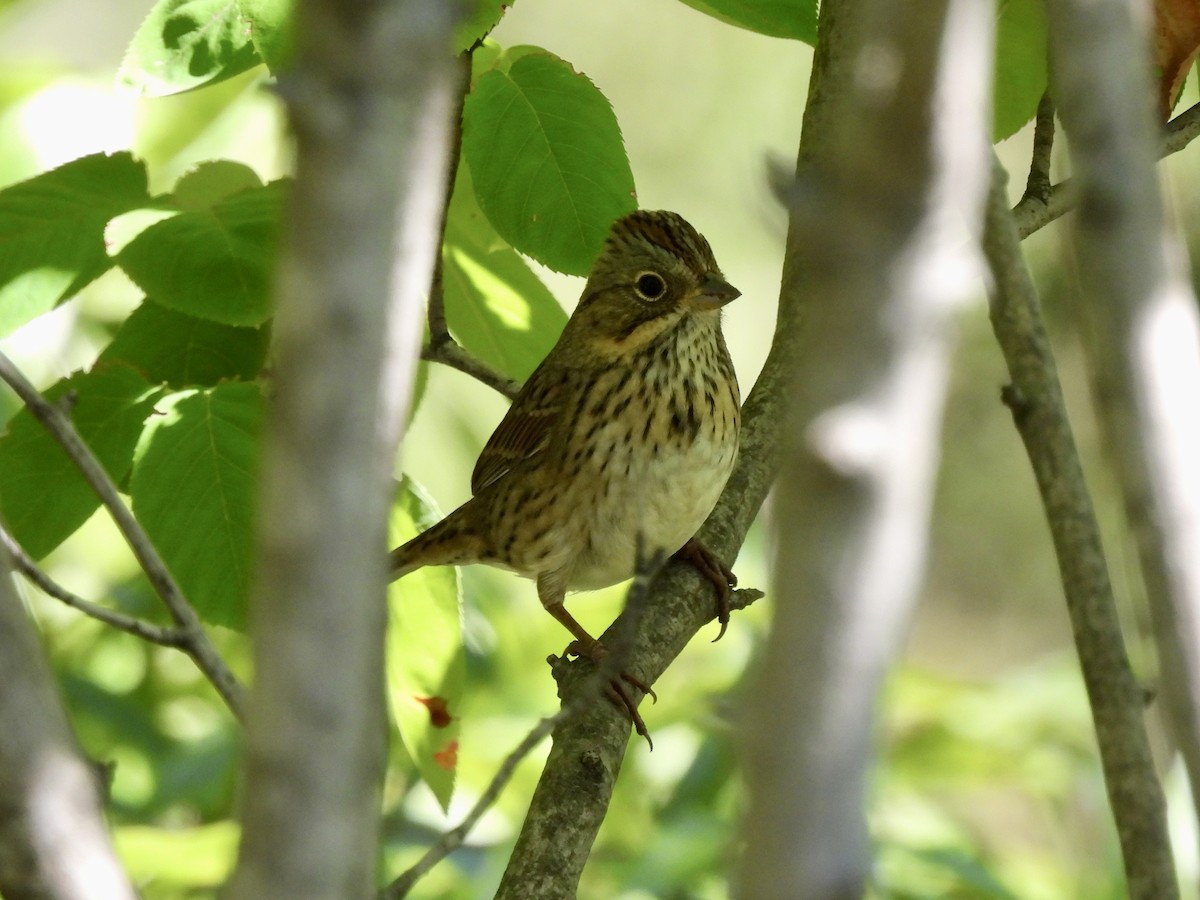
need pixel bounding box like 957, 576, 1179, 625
117, 0, 263, 97
0, 365, 163, 558
116, 180, 285, 326
131, 383, 263, 629
99, 300, 269, 388
994, 0, 1048, 141
673, 0, 818, 44
388, 478, 464, 812
455, 0, 507, 52
463, 50, 637, 276
172, 160, 263, 208
237, 0, 296, 73
443, 169, 566, 381
0, 152, 150, 338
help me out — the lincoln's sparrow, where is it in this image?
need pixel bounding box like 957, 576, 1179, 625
391, 210, 741, 740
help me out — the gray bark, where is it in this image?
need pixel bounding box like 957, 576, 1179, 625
1047, 0, 1200, 856
225, 1, 462, 897
735, 1, 993, 896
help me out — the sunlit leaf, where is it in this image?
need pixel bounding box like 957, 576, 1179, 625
443, 168, 566, 381
131, 383, 263, 628
115, 821, 239, 890
388, 477, 464, 812
463, 49, 636, 275
0, 152, 150, 337
117, 0, 263, 96
0, 364, 163, 558
238, 0, 296, 73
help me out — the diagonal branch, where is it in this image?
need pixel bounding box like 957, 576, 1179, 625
421, 342, 520, 400
1, 526, 188, 647
0, 351, 245, 720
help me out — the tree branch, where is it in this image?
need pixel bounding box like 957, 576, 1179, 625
982, 156, 1178, 899
421, 340, 521, 400
1023, 92, 1055, 205
1013, 100, 1200, 239
1045, 0, 1200, 883
1, 526, 187, 647
0, 351, 245, 720
382, 712, 563, 899
225, 0, 465, 897
735, 0, 992, 893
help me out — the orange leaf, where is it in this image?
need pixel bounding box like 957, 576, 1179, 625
433, 740, 459, 771
1155, 0, 1200, 117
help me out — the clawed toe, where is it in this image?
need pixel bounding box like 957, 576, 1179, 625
561, 639, 656, 747
674, 537, 737, 642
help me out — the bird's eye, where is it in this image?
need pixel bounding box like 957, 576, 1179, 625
634, 272, 667, 301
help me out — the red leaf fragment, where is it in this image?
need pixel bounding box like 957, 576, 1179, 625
415, 695, 453, 728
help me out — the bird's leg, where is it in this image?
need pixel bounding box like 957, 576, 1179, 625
540, 584, 656, 746
673, 537, 737, 642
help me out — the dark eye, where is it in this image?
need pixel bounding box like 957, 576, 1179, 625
634, 272, 666, 301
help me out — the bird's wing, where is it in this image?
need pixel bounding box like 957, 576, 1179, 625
470, 369, 567, 495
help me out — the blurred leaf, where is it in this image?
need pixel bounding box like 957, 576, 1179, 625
456, 0, 507, 51
238, 0, 296, 73
131, 383, 263, 629
994, 0, 1048, 141
0, 364, 163, 558
99, 300, 269, 388
673, 0, 818, 44
463, 49, 637, 275
117, 0, 263, 96
116, 180, 285, 326
115, 821, 238, 892
0, 152, 150, 338
388, 477, 465, 812
443, 169, 566, 381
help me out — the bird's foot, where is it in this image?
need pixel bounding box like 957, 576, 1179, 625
561, 638, 657, 749
674, 537, 737, 641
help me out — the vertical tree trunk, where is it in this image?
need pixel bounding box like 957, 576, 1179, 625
226, 2, 462, 897
736, 1, 993, 895
1046, 0, 1200, 845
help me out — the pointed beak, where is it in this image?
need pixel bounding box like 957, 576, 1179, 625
690, 275, 741, 311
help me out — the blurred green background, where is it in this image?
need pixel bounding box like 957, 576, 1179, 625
2, 0, 1198, 896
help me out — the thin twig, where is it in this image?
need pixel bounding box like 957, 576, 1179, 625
427, 50, 473, 346
1, 526, 188, 647
421, 341, 521, 399
1022, 93, 1055, 205
380, 710, 566, 899
0, 352, 245, 719
1014, 100, 1200, 239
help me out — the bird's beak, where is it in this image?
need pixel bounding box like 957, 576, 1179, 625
690, 275, 741, 311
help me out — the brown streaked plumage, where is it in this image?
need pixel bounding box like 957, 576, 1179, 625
390, 210, 741, 742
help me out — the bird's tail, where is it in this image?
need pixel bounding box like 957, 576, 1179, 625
389, 508, 486, 582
